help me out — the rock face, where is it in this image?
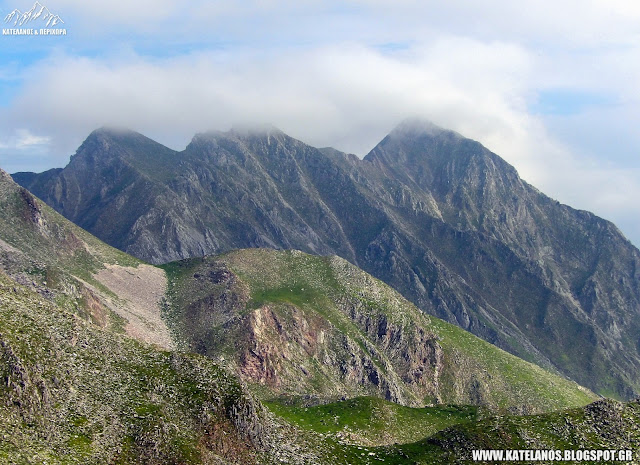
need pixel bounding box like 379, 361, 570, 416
14, 121, 640, 399
162, 249, 596, 413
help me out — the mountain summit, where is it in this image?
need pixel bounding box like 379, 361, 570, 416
13, 122, 640, 400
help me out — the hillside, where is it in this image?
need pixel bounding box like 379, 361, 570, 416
1, 167, 637, 464
0, 268, 335, 464
2, 267, 634, 465
162, 248, 596, 413
0, 168, 172, 348
398, 398, 640, 464
278, 396, 640, 465
14, 121, 640, 399
0, 166, 315, 464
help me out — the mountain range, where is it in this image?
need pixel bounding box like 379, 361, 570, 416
2, 165, 639, 464
14, 119, 640, 400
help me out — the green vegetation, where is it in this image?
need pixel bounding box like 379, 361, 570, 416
265, 396, 479, 445
0, 174, 141, 277
260, 397, 640, 465
429, 316, 596, 411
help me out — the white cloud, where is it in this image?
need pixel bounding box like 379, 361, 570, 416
16, 129, 51, 147
0, 129, 51, 149
1, 39, 535, 155
1, 0, 639, 244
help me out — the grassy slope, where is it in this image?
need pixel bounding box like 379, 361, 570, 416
0, 270, 279, 465
396, 398, 640, 465
163, 248, 597, 414
265, 396, 640, 465
0, 170, 140, 276
265, 397, 480, 446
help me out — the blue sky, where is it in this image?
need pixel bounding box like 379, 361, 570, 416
1, 0, 639, 245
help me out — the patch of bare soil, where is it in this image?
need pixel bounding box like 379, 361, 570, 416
94, 264, 174, 350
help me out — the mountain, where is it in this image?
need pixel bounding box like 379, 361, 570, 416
0, 271, 291, 464
13, 121, 640, 400
1, 166, 637, 464
162, 248, 596, 413
1, 166, 596, 413
0, 169, 318, 464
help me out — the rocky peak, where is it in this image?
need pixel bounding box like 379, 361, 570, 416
73, 127, 137, 155
13, 122, 640, 400
365, 119, 460, 163
70, 127, 174, 166
229, 123, 285, 139
186, 125, 312, 174
365, 118, 521, 211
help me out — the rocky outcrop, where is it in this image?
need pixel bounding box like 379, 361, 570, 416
238, 302, 442, 406
0, 271, 319, 465
422, 398, 640, 463
163, 249, 597, 413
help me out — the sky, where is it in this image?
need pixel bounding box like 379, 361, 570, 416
1, 0, 639, 245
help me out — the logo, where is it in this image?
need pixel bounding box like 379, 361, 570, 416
3, 1, 66, 36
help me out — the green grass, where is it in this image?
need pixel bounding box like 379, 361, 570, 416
265, 396, 478, 445
249, 284, 325, 310
272, 398, 640, 465
429, 316, 597, 411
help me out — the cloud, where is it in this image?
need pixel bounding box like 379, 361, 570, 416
16, 128, 50, 147
1, 0, 639, 244
0, 128, 53, 174
1, 38, 533, 155
0, 128, 50, 149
